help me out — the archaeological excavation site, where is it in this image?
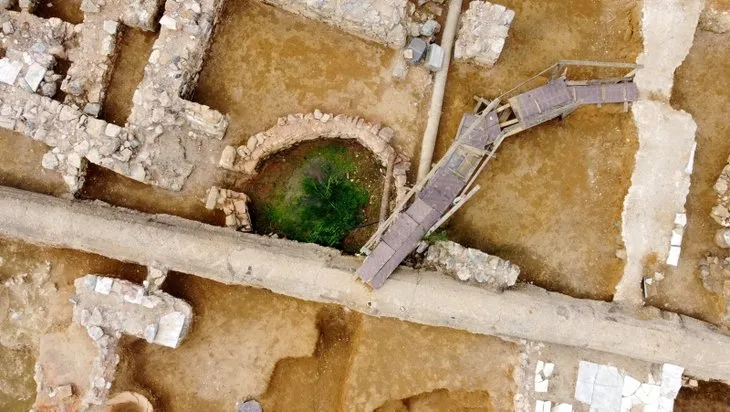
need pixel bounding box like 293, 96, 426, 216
2, 0, 730, 411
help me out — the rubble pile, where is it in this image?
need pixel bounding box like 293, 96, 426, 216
454, 1, 514, 67
700, 1, 730, 33
205, 186, 253, 232
711, 156, 730, 227
698, 255, 730, 322
0, 12, 74, 99
425, 240, 519, 292
262, 0, 409, 48
219, 111, 411, 203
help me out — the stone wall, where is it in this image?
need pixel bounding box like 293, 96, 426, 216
0, 0, 229, 193
218, 110, 411, 203
262, 0, 408, 48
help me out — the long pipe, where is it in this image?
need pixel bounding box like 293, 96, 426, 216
416, 0, 463, 180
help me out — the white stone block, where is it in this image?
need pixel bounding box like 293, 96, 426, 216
0, 58, 23, 85
623, 375, 642, 397
94, 277, 114, 295
425, 44, 444, 72
552, 404, 572, 412
160, 15, 177, 30
659, 363, 684, 399
24, 62, 46, 92
674, 213, 687, 226
153, 311, 186, 348
666, 246, 681, 266
575, 361, 599, 403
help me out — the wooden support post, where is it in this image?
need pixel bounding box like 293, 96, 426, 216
378, 152, 396, 226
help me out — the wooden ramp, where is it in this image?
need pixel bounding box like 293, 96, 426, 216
357, 60, 640, 289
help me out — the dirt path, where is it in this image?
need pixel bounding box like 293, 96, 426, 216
435, 0, 642, 300
648, 29, 730, 323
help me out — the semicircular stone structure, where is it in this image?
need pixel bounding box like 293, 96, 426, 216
218, 111, 411, 202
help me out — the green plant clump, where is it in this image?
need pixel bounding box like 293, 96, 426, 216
264, 146, 370, 248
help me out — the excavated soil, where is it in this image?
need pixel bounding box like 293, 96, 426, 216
437, 0, 642, 300
675, 381, 730, 412
34, 0, 84, 25
103, 28, 157, 126
644, 29, 730, 324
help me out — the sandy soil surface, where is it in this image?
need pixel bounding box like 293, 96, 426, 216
645, 29, 730, 324
436, 0, 642, 300
103, 28, 157, 126
0, 129, 68, 197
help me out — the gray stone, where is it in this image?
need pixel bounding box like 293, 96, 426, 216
0, 58, 23, 85
237, 400, 263, 412
87, 325, 104, 341
80, 0, 99, 13
405, 38, 427, 64
41, 152, 59, 170
425, 44, 444, 71
420, 19, 441, 36
425, 241, 519, 291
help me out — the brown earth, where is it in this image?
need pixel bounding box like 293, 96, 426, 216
34, 0, 84, 25
676, 381, 730, 412
647, 29, 730, 324
435, 0, 642, 300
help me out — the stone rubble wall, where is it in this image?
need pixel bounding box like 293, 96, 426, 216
454, 1, 514, 68
0, 0, 229, 193
205, 186, 253, 232
262, 0, 409, 48
0, 83, 144, 192
126, 0, 229, 190
218, 110, 411, 203
67, 274, 192, 407
424, 240, 519, 292
711, 156, 730, 227
0, 12, 75, 99
616, 0, 702, 305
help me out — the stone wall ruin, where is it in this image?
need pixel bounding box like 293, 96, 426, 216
0, 0, 228, 193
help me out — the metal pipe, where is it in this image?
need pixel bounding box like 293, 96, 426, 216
416, 0, 463, 180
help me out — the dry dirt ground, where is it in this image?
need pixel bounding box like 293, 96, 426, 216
436, 0, 642, 301
646, 28, 730, 325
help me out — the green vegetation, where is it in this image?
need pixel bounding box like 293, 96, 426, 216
263, 145, 370, 248
424, 229, 449, 244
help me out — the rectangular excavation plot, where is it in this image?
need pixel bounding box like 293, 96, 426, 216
435, 0, 642, 300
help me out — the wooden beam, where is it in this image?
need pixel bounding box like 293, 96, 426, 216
426, 185, 481, 237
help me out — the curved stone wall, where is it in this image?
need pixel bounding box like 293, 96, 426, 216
219, 111, 411, 202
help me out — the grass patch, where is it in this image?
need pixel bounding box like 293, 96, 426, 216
263, 144, 370, 248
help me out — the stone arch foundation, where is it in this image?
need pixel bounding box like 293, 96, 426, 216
218, 110, 411, 203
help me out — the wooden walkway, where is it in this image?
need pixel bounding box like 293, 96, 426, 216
357, 61, 640, 289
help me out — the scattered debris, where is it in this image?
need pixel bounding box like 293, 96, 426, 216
712, 155, 730, 227
454, 1, 514, 67
205, 186, 253, 232
237, 399, 263, 412
575, 361, 684, 412
425, 241, 519, 292
534, 360, 555, 393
